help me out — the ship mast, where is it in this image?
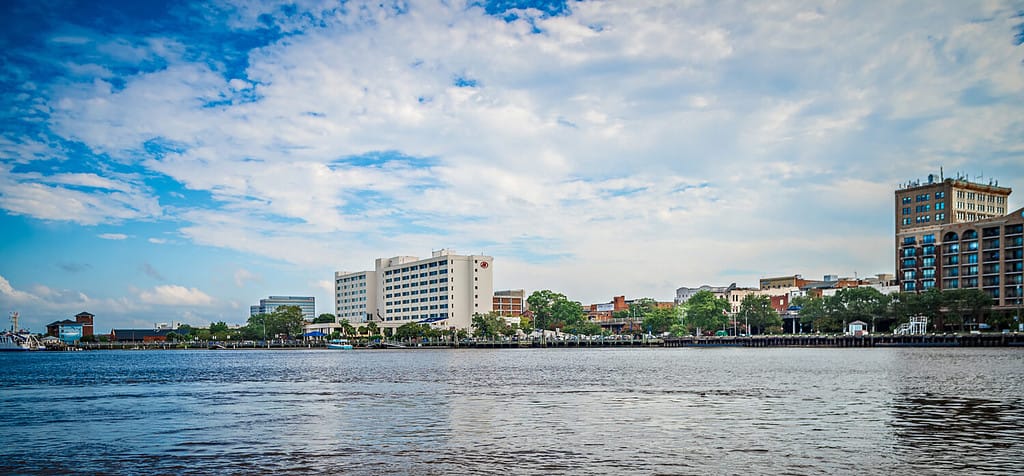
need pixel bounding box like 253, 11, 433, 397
10, 311, 18, 333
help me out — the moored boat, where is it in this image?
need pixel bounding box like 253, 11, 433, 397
327, 339, 353, 350
0, 332, 40, 351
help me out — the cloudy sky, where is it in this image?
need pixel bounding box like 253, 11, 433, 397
1, 0, 1022, 333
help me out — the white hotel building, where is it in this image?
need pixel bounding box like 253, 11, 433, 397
334, 270, 377, 324
334, 249, 494, 331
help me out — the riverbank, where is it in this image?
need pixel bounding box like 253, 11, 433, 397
56, 332, 1024, 351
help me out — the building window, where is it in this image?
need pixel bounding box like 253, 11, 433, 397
903, 197, 912, 204
902, 218, 912, 225
935, 191, 945, 199
936, 213, 945, 221
935, 202, 945, 210
902, 207, 911, 215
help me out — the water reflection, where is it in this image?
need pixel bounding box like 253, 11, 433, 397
891, 393, 1024, 473
0, 348, 1022, 475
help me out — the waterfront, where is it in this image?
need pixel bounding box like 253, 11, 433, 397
1, 348, 1022, 475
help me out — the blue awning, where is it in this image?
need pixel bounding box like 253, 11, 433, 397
417, 316, 448, 324
304, 331, 326, 337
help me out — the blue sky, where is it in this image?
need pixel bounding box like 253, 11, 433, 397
2, 0, 1023, 333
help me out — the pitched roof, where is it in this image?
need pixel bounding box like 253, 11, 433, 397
47, 319, 79, 326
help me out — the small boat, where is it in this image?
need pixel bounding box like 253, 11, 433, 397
327, 339, 353, 350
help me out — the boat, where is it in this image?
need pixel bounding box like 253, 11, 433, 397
0, 332, 41, 351
327, 339, 353, 350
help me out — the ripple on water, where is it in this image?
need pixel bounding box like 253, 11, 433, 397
0, 348, 1022, 475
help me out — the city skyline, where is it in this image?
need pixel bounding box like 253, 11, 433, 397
2, 0, 1023, 332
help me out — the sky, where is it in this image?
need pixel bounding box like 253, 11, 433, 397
1, 0, 1023, 333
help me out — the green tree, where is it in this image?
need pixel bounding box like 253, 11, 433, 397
629, 298, 658, 319
394, 323, 429, 340
366, 321, 380, 337
642, 306, 682, 334
165, 331, 181, 342
472, 312, 510, 338
269, 305, 305, 338
527, 290, 585, 330
209, 321, 229, 334
313, 313, 336, 324
339, 320, 356, 336
177, 324, 195, 336
737, 295, 781, 335
828, 287, 888, 333
683, 290, 729, 336
792, 295, 828, 333
357, 325, 368, 336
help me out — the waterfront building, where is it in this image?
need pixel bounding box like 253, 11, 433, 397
250, 296, 316, 320
895, 173, 1012, 290
45, 319, 84, 344
335, 271, 377, 323
493, 289, 527, 317
375, 249, 493, 331
674, 284, 736, 305
75, 312, 94, 337
897, 208, 1024, 310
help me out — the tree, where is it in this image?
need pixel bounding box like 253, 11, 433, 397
339, 320, 356, 336
357, 325, 368, 336
177, 324, 194, 336
683, 290, 729, 336
629, 298, 658, 319
792, 295, 828, 333
737, 295, 781, 335
828, 287, 888, 333
642, 306, 682, 334
269, 305, 305, 338
209, 321, 229, 334
527, 290, 585, 330
472, 312, 509, 338
394, 323, 429, 340
165, 332, 181, 342
313, 313, 336, 324
366, 321, 379, 337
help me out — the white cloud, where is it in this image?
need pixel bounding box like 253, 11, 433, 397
98, 233, 129, 240
137, 285, 215, 306
3, 1, 1023, 307
234, 268, 261, 287
148, 238, 168, 244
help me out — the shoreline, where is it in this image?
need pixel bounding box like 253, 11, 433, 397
39, 332, 1024, 351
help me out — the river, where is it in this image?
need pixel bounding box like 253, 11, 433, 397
1, 347, 1021, 475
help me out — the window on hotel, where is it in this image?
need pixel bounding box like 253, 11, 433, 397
935, 191, 945, 198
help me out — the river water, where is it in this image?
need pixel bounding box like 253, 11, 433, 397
1, 347, 1021, 475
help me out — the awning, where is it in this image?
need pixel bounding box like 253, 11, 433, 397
303, 331, 326, 337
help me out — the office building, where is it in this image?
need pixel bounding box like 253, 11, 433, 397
335, 271, 377, 323
250, 296, 316, 320
895, 172, 1022, 310
493, 289, 527, 317
375, 249, 493, 331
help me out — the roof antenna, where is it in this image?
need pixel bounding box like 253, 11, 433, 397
939, 166, 943, 181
